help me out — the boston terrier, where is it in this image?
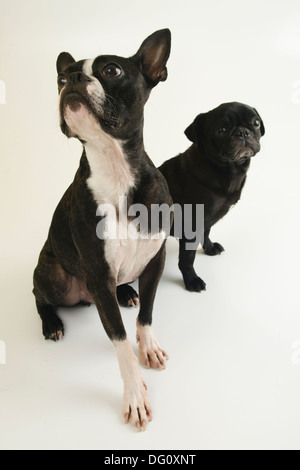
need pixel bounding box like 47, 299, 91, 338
159, 102, 265, 292
33, 29, 172, 431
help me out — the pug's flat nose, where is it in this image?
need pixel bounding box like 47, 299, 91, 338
236, 127, 250, 140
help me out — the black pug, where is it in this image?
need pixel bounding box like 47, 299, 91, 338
159, 102, 265, 292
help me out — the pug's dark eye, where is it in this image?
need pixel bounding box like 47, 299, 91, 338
57, 75, 67, 87
253, 119, 261, 129
217, 127, 226, 136
102, 63, 122, 78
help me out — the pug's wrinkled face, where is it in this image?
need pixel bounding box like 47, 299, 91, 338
185, 102, 265, 166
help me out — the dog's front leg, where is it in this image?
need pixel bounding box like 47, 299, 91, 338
136, 244, 169, 370
115, 338, 152, 430
87, 281, 152, 431
178, 236, 207, 292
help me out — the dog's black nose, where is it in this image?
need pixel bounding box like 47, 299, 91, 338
235, 127, 250, 140
69, 72, 92, 86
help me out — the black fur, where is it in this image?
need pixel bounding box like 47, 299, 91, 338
159, 102, 265, 292
33, 30, 172, 342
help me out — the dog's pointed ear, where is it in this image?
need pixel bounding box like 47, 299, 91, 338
253, 108, 265, 136
133, 29, 171, 87
185, 114, 206, 145
56, 52, 76, 74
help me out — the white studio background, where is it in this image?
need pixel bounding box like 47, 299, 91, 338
1, 0, 300, 450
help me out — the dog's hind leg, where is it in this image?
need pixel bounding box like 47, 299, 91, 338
33, 240, 73, 341
35, 301, 64, 341
117, 284, 139, 308
203, 229, 225, 256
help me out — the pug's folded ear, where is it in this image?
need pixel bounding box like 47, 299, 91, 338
184, 113, 206, 145
253, 108, 265, 136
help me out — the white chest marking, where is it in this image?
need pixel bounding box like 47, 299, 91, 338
98, 200, 165, 285
85, 136, 135, 208
105, 226, 166, 286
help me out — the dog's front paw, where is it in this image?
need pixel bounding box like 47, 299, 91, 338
123, 380, 152, 431
117, 284, 139, 308
136, 324, 168, 370
204, 242, 225, 256
184, 275, 206, 293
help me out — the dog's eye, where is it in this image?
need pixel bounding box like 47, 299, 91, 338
57, 75, 67, 87
253, 119, 261, 129
102, 63, 122, 78
216, 127, 226, 136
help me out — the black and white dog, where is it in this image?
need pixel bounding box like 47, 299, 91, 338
33, 30, 172, 431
